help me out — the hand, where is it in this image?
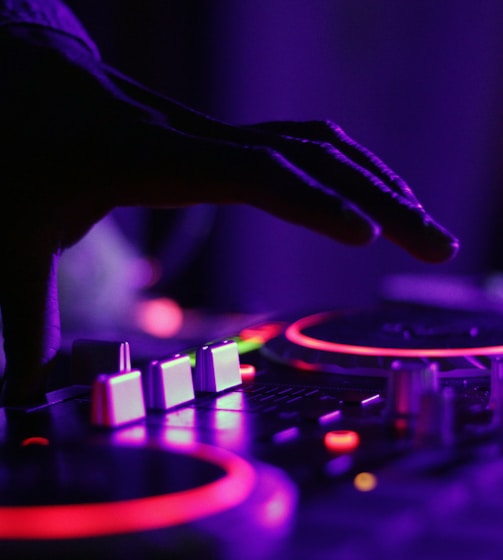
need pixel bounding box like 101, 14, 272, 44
0, 26, 459, 405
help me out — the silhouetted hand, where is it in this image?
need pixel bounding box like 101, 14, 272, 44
0, 21, 459, 405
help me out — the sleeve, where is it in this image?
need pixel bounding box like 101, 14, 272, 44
0, 0, 100, 58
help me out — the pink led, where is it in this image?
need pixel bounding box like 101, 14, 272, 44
134, 297, 183, 338
286, 311, 503, 358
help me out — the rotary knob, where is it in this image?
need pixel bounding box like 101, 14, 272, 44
387, 359, 439, 417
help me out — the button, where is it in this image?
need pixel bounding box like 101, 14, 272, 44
72, 340, 131, 385
144, 354, 194, 410
339, 390, 381, 406
91, 370, 145, 427
194, 340, 241, 392
239, 363, 257, 383
295, 397, 341, 425
324, 430, 360, 454
272, 427, 300, 444
316, 409, 342, 426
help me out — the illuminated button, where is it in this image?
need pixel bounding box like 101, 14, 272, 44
300, 400, 341, 425
316, 409, 342, 426
72, 340, 131, 385
240, 363, 257, 383
194, 340, 241, 393
339, 390, 381, 406
272, 427, 300, 444
91, 370, 145, 427
144, 355, 194, 410
324, 430, 360, 454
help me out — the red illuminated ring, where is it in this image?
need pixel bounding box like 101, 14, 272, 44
0, 441, 256, 540
286, 311, 503, 358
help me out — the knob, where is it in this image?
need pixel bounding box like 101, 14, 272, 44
194, 340, 241, 392
387, 360, 439, 417
144, 354, 195, 410
91, 369, 146, 428
415, 387, 455, 447
490, 356, 503, 425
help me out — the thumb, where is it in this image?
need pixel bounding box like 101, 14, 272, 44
0, 238, 60, 407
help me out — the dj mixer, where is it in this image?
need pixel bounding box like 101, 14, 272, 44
3, 302, 503, 559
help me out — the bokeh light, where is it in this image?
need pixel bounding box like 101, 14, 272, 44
353, 472, 378, 492
135, 297, 183, 338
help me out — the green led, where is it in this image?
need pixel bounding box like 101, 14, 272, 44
188, 337, 263, 368
230, 336, 264, 355
189, 351, 197, 368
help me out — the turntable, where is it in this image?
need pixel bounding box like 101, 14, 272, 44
3, 301, 503, 559
263, 304, 503, 375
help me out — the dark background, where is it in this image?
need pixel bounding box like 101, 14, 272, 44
61, 0, 503, 317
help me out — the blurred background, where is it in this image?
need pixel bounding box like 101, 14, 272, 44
59, 0, 503, 338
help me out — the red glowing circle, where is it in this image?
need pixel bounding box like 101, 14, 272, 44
0, 441, 256, 540
286, 311, 503, 358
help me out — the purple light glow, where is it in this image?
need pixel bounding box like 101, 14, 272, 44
260, 487, 295, 530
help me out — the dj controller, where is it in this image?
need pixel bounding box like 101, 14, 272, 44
3, 300, 503, 559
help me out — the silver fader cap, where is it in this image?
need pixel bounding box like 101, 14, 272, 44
194, 340, 241, 392
91, 369, 146, 428
144, 354, 195, 410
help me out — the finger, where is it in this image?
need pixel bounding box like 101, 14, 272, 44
252, 120, 421, 206
0, 235, 60, 407
237, 148, 381, 246
253, 137, 459, 263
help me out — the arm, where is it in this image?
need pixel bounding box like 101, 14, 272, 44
0, 5, 458, 405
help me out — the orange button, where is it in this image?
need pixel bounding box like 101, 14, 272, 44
324, 430, 360, 454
